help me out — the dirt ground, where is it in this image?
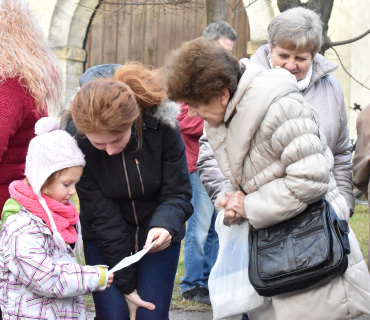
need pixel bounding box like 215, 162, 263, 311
86, 309, 370, 320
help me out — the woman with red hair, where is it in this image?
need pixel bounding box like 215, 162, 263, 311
69, 63, 192, 320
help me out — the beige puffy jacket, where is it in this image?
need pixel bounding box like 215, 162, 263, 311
206, 59, 370, 320
251, 44, 354, 214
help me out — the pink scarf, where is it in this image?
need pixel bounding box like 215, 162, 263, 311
9, 180, 79, 244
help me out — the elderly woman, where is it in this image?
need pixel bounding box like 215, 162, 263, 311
198, 8, 354, 221
165, 36, 370, 319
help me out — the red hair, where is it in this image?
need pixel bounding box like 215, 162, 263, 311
71, 79, 139, 135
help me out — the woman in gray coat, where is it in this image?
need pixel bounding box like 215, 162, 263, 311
198, 7, 354, 218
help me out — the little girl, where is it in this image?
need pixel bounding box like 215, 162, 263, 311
0, 117, 114, 319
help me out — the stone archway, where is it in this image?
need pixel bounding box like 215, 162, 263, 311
29, 0, 100, 100
48, 0, 100, 99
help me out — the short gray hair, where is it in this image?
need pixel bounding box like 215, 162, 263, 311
268, 7, 323, 56
202, 21, 237, 41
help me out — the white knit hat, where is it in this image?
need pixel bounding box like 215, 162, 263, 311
25, 117, 85, 252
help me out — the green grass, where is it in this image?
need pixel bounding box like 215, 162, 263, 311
349, 204, 369, 263
77, 196, 369, 313
171, 240, 211, 311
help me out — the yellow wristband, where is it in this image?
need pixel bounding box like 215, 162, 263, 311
96, 266, 107, 286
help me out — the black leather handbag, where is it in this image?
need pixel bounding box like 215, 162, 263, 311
248, 199, 351, 297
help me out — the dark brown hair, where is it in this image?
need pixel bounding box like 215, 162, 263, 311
71, 79, 139, 135
165, 37, 240, 105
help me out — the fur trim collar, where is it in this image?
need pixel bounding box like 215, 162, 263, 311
153, 99, 180, 129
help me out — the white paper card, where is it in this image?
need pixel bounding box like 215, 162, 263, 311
109, 240, 157, 274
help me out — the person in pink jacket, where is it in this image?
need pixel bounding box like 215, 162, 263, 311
0, 117, 114, 320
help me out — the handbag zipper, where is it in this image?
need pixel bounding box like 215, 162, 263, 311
257, 240, 285, 252
293, 226, 324, 239
135, 159, 145, 195
257, 226, 324, 251
122, 152, 139, 253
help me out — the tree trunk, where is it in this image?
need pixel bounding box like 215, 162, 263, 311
277, 0, 334, 54
206, 0, 227, 24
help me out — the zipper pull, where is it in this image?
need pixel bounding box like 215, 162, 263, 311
135, 159, 145, 195
281, 241, 284, 249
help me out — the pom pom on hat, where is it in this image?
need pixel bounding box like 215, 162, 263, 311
25, 117, 85, 252
35, 117, 60, 135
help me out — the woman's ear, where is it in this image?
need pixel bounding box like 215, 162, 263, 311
219, 87, 230, 108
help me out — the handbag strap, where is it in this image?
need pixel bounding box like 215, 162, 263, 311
239, 185, 247, 195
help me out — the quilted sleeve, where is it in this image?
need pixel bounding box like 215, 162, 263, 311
244, 98, 330, 229
197, 133, 230, 204
327, 76, 354, 214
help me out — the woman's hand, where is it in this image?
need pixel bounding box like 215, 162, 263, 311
106, 273, 114, 289
144, 227, 172, 253
220, 192, 233, 208
224, 191, 246, 225
224, 209, 245, 225
124, 290, 155, 320
226, 191, 246, 217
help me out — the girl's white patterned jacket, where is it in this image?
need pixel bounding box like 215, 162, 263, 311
0, 206, 108, 320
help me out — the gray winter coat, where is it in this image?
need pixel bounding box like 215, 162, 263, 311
197, 44, 354, 214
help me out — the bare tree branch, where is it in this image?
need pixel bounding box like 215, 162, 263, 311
330, 28, 370, 47
225, 0, 234, 12
234, 0, 258, 14
331, 46, 370, 91
226, 0, 259, 18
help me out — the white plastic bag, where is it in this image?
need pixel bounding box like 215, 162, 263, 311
209, 210, 265, 319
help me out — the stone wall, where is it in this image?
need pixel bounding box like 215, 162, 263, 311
28, 0, 370, 135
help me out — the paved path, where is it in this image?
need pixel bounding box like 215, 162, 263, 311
87, 309, 370, 319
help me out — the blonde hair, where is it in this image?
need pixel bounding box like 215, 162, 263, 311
0, 0, 63, 114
